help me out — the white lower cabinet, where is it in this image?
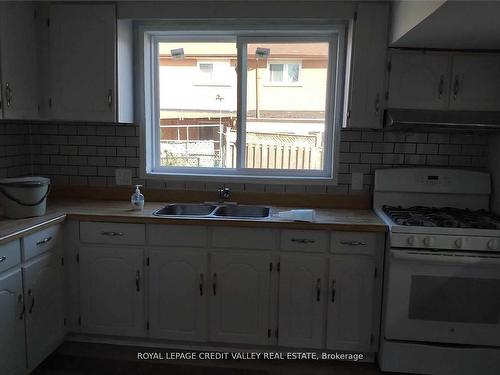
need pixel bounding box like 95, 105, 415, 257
0, 269, 26, 375
209, 252, 271, 345
278, 255, 326, 349
148, 249, 207, 341
326, 255, 376, 352
79, 246, 144, 337
23, 250, 65, 370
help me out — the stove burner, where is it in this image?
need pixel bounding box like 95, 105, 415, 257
382, 206, 500, 229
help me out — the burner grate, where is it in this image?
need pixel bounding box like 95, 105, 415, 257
382, 206, 500, 229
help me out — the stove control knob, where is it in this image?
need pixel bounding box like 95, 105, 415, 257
423, 237, 434, 247
487, 239, 498, 251
407, 236, 415, 246
455, 238, 463, 249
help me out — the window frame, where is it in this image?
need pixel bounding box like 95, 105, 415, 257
137, 22, 346, 185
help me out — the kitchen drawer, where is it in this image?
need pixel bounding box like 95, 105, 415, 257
212, 227, 275, 250
330, 231, 377, 255
280, 230, 328, 253
148, 224, 208, 247
22, 224, 61, 261
80, 222, 145, 245
0, 240, 21, 273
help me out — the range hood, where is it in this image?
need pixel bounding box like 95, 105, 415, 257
385, 109, 500, 131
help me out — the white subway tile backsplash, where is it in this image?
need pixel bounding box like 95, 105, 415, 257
0, 122, 491, 196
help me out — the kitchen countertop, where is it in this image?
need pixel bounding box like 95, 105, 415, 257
0, 199, 387, 244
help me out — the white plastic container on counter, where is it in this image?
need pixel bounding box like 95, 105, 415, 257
0, 177, 51, 218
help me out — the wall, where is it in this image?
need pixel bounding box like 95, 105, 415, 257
0, 122, 32, 179
10, 121, 487, 195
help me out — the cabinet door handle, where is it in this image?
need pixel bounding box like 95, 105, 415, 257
5, 82, 12, 107
107, 89, 113, 108
135, 270, 141, 292
316, 278, 321, 302
101, 231, 124, 237
291, 238, 315, 244
0, 256, 6, 263
28, 289, 35, 314
199, 273, 204, 296
340, 241, 366, 246
212, 273, 217, 296
438, 75, 444, 99
331, 280, 336, 303
17, 294, 25, 320
374, 93, 380, 116
453, 75, 460, 100
36, 236, 52, 246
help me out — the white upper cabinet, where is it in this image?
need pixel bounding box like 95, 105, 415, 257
48, 4, 116, 122
148, 250, 207, 342
388, 52, 450, 110
278, 255, 326, 349
346, 2, 389, 128
388, 50, 500, 111
209, 252, 271, 345
449, 54, 500, 111
79, 246, 145, 337
0, 2, 40, 119
0, 270, 26, 375
23, 250, 65, 371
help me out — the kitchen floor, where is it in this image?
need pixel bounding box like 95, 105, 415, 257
32, 343, 403, 375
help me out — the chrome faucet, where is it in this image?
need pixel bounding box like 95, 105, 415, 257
218, 184, 230, 204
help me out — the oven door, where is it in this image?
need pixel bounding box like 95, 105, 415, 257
385, 249, 500, 346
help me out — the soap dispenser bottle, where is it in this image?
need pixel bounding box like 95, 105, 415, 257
131, 185, 144, 210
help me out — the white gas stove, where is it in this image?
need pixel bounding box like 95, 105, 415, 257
374, 168, 500, 375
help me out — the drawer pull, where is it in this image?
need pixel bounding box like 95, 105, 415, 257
331, 280, 336, 303
0, 256, 6, 263
135, 270, 141, 292
340, 241, 366, 246
316, 278, 321, 302
199, 273, 204, 296
101, 231, 124, 237
291, 238, 315, 244
36, 236, 52, 246
212, 273, 217, 296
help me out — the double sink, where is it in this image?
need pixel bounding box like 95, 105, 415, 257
153, 203, 271, 219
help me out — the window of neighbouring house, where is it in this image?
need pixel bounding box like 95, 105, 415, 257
140, 25, 345, 183
268, 62, 301, 84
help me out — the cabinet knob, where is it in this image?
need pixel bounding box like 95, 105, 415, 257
331, 280, 336, 303
0, 256, 6, 263
199, 273, 204, 296
212, 273, 217, 296
107, 89, 113, 108
101, 231, 124, 237
135, 270, 141, 292
28, 289, 35, 314
316, 278, 321, 302
438, 75, 445, 99
340, 241, 366, 246
17, 294, 25, 320
36, 236, 52, 246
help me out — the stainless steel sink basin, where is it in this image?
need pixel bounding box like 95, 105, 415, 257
154, 203, 217, 216
213, 205, 271, 218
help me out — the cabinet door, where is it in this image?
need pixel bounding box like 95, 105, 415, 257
149, 249, 207, 341
49, 4, 115, 122
0, 2, 40, 119
209, 252, 271, 345
80, 246, 144, 337
347, 2, 389, 128
278, 255, 326, 349
450, 54, 500, 111
388, 52, 450, 110
326, 256, 376, 352
23, 250, 65, 370
0, 270, 26, 375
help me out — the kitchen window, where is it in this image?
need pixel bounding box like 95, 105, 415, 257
139, 24, 345, 183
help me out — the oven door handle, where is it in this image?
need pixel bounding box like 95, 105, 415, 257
391, 251, 500, 265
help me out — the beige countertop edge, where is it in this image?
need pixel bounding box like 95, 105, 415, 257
0, 202, 387, 244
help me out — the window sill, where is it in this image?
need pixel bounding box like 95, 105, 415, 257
144, 170, 337, 186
